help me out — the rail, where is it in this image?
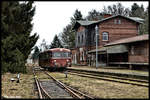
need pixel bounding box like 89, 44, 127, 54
44, 71, 83, 99
66, 70, 149, 87
33, 67, 93, 99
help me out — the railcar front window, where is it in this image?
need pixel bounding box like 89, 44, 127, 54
67, 52, 71, 57
63, 52, 68, 57
52, 52, 71, 58
53, 52, 61, 57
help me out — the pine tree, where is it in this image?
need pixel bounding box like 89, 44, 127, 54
130, 3, 140, 17
130, 3, 148, 34
60, 9, 83, 49
1, 1, 39, 73
50, 35, 63, 49
70, 9, 83, 26
32, 46, 40, 64
144, 6, 149, 34
86, 9, 103, 21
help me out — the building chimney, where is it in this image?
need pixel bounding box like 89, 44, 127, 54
103, 14, 112, 18
93, 18, 98, 21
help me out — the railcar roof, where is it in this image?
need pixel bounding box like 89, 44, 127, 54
40, 48, 70, 53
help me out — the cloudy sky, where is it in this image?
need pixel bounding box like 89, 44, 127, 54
31, 1, 148, 47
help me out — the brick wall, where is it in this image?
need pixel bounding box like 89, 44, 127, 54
128, 41, 149, 63
77, 26, 85, 32
72, 46, 89, 65
129, 55, 149, 63
76, 26, 86, 47
99, 16, 139, 46
73, 16, 143, 65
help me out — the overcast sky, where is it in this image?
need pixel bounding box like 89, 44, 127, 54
31, 1, 148, 47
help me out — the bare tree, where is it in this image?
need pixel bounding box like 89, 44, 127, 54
102, 3, 130, 16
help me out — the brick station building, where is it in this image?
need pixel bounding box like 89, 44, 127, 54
71, 14, 149, 69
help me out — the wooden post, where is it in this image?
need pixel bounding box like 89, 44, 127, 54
129, 64, 132, 70
16, 73, 20, 83
64, 71, 68, 78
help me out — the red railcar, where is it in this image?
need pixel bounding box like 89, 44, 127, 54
39, 48, 71, 69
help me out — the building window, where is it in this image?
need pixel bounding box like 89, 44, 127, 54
118, 19, 121, 24
131, 46, 134, 55
114, 19, 117, 24
102, 32, 108, 41
78, 36, 80, 44
82, 34, 84, 43
114, 19, 121, 24
138, 25, 140, 34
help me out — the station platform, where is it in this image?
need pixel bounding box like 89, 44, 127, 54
67, 65, 149, 80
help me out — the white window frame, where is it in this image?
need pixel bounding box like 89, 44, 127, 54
114, 19, 117, 24
131, 46, 134, 55
118, 19, 121, 24
102, 32, 109, 41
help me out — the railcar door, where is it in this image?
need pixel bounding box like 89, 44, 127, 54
44, 52, 50, 67
48, 51, 52, 67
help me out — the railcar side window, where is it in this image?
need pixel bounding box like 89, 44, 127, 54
48, 52, 52, 58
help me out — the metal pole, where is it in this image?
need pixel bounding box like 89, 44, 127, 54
95, 25, 98, 69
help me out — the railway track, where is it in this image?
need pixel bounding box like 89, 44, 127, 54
33, 67, 93, 99
66, 70, 149, 87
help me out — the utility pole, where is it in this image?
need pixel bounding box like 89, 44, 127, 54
95, 25, 99, 69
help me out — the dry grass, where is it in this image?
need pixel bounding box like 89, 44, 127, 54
50, 72, 149, 99
2, 64, 148, 99
2, 66, 38, 99
71, 65, 148, 74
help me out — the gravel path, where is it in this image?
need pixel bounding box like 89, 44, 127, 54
40, 80, 73, 99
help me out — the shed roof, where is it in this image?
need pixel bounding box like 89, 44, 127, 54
105, 34, 149, 46
88, 44, 128, 54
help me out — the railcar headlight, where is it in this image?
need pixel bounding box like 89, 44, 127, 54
68, 62, 70, 65
54, 60, 56, 62
66, 59, 69, 62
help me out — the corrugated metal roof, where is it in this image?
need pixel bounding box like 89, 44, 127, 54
105, 34, 149, 46
95, 14, 143, 24
88, 44, 128, 54
129, 17, 144, 22
73, 15, 143, 30
107, 44, 128, 53
88, 47, 107, 53
76, 15, 143, 26
77, 20, 98, 26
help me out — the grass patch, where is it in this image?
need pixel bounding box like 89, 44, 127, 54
2, 67, 38, 99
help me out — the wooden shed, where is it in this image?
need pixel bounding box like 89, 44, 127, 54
105, 34, 149, 69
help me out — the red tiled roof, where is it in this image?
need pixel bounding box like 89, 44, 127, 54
105, 34, 149, 46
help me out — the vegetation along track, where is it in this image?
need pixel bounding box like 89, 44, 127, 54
65, 70, 149, 87
32, 67, 93, 99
